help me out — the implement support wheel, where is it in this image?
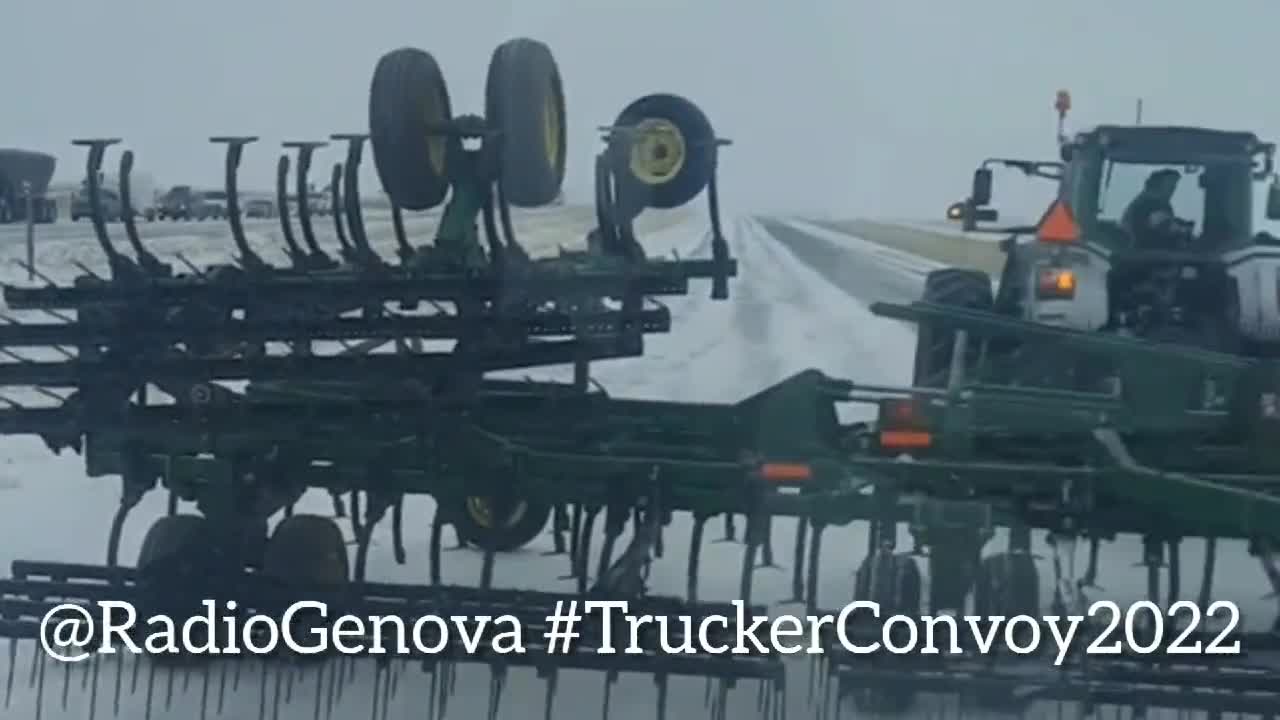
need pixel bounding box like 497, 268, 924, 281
485, 38, 566, 207
136, 515, 226, 664
612, 94, 715, 209
849, 552, 922, 714
137, 514, 215, 577
452, 496, 552, 552
262, 514, 350, 586
970, 552, 1041, 710
369, 47, 455, 211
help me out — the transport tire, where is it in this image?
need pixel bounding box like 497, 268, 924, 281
912, 267, 993, 387
973, 551, 1039, 617
137, 514, 212, 574
485, 37, 566, 207
849, 551, 922, 714
971, 552, 1040, 711
136, 515, 228, 663
452, 496, 552, 552
262, 514, 350, 586
369, 47, 454, 211
611, 93, 715, 209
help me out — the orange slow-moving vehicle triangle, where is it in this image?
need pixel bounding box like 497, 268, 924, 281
1036, 200, 1079, 243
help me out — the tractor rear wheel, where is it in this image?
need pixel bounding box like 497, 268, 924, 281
452, 496, 552, 552
912, 268, 993, 387
849, 552, 922, 714
485, 38, 566, 207
369, 47, 454, 211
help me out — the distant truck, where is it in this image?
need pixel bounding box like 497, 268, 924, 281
155, 186, 226, 221
242, 197, 275, 218
0, 149, 58, 224
69, 171, 157, 222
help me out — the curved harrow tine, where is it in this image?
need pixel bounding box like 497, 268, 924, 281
330, 133, 381, 267
329, 161, 354, 261
390, 200, 413, 263
210, 136, 268, 271
274, 152, 307, 267
117, 150, 169, 277
283, 140, 335, 269
70, 138, 128, 278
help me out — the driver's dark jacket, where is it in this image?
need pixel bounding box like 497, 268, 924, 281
1121, 193, 1175, 248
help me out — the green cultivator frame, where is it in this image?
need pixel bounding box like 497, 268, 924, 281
2, 40, 1280, 719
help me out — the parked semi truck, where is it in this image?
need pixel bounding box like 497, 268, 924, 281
0, 149, 58, 224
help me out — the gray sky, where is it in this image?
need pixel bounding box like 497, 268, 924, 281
7, 0, 1280, 219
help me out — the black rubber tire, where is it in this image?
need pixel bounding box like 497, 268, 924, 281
912, 267, 994, 387
973, 552, 1040, 617
369, 46, 454, 211
612, 94, 715, 209
451, 496, 552, 552
850, 552, 922, 714
262, 514, 350, 586
135, 515, 229, 663
971, 552, 1040, 710
485, 37, 566, 207
137, 514, 211, 573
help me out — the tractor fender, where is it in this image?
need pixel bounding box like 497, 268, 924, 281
1228, 255, 1280, 342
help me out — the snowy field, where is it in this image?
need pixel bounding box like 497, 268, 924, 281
0, 210, 1273, 719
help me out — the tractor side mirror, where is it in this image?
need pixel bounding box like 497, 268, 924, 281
1267, 178, 1280, 220
971, 168, 992, 206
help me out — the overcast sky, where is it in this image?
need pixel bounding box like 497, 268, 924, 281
6, 0, 1279, 220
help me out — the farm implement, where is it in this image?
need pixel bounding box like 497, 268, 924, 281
0, 54, 1277, 719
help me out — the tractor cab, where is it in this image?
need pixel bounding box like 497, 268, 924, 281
952, 123, 1280, 352
1062, 125, 1279, 258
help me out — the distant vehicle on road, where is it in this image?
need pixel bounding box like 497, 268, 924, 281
243, 198, 275, 218
69, 171, 157, 222
156, 186, 225, 221
70, 187, 122, 222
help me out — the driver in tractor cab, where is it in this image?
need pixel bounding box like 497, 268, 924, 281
1122, 169, 1193, 249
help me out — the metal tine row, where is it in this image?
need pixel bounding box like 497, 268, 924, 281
58, 134, 415, 290
0, 643, 783, 720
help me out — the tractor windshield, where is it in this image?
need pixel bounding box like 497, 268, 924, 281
1090, 156, 1253, 250
1097, 161, 1205, 231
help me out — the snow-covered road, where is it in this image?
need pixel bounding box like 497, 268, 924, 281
0, 212, 1272, 719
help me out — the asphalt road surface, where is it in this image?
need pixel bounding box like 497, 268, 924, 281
0, 212, 1272, 719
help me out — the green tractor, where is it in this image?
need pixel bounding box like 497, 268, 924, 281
925, 124, 1280, 390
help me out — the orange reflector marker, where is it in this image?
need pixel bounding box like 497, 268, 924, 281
1055, 89, 1071, 114
880, 430, 932, 449
758, 462, 812, 482
1036, 200, 1079, 244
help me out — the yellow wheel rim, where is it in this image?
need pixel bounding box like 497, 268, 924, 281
423, 87, 447, 177
465, 497, 528, 529
628, 118, 685, 186
542, 91, 561, 168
